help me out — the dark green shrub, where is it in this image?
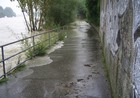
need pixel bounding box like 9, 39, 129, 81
59, 32, 67, 41
86, 0, 100, 26
46, 0, 78, 26
34, 41, 47, 56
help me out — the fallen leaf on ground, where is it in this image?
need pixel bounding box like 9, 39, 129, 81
92, 72, 99, 74
77, 79, 84, 82
84, 64, 91, 67
87, 75, 92, 79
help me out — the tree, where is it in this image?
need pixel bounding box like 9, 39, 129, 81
86, 0, 100, 26
11, 0, 43, 32
46, 0, 78, 26
10, 0, 78, 31
76, 0, 86, 19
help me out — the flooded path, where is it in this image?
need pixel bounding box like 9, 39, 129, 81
0, 21, 111, 98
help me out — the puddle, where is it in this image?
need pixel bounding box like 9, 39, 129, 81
26, 41, 65, 68
47, 41, 64, 54
26, 56, 53, 68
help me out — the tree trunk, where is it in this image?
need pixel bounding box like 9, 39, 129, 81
17, 0, 30, 31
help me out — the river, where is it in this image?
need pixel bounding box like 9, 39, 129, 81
0, 16, 28, 46
0, 16, 28, 76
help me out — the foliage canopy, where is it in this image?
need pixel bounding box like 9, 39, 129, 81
86, 0, 100, 26
11, 0, 79, 31
46, 0, 78, 26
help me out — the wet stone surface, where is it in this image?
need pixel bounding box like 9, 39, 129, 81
0, 21, 111, 98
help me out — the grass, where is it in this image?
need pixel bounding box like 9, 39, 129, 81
21, 29, 67, 60
0, 78, 9, 84
50, 32, 58, 45
101, 49, 114, 98
102, 51, 110, 80
34, 41, 48, 56
22, 34, 49, 59
11, 64, 26, 75
58, 31, 67, 41
0, 64, 26, 84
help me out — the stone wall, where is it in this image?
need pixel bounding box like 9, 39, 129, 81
100, 0, 140, 98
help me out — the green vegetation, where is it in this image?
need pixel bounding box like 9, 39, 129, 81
46, 0, 78, 26
22, 30, 67, 59
11, 64, 26, 75
9, 0, 101, 29
33, 41, 48, 56
4, 0, 86, 77
0, 0, 99, 81
58, 31, 67, 41
21, 35, 48, 59
86, 0, 100, 26
0, 78, 9, 84
11, 0, 79, 31
76, 0, 87, 19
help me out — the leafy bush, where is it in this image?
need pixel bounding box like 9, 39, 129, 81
46, 0, 78, 26
21, 35, 48, 59
86, 0, 100, 26
21, 31, 63, 59
58, 31, 67, 41
76, 0, 87, 19
34, 41, 48, 56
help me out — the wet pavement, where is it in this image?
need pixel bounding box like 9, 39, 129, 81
0, 21, 111, 98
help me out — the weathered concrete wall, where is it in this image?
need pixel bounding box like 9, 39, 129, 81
100, 0, 140, 98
